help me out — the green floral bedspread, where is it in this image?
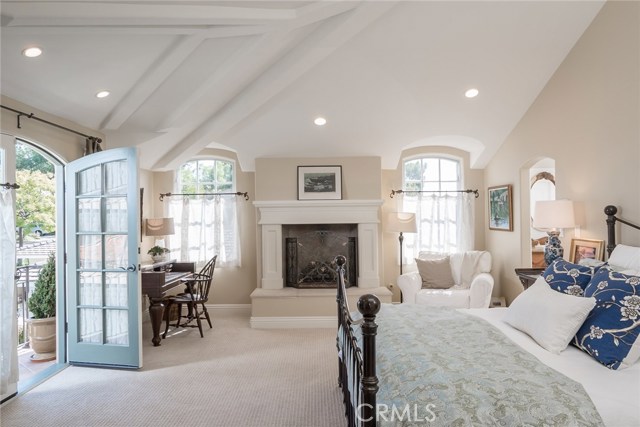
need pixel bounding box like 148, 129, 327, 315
364, 304, 603, 426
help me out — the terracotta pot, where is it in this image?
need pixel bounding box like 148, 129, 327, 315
27, 317, 56, 355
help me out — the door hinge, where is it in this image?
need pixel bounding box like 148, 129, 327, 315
65, 322, 68, 333
64, 253, 67, 264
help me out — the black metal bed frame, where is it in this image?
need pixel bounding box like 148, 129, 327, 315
335, 205, 640, 427
336, 255, 380, 427
605, 205, 640, 256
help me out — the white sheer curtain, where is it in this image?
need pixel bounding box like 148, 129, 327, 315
168, 195, 240, 268
1, 190, 18, 396
403, 192, 474, 260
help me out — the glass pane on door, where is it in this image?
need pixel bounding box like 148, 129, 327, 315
66, 148, 140, 368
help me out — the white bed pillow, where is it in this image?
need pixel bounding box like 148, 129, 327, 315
504, 277, 596, 354
608, 244, 640, 272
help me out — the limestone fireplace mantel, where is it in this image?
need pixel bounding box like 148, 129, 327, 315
253, 199, 384, 290
251, 199, 391, 328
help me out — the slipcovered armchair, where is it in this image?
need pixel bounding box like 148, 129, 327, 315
398, 251, 494, 308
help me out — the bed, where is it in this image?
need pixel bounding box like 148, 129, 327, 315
336, 205, 640, 426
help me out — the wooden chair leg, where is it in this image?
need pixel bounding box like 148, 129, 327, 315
203, 304, 212, 328
195, 309, 204, 338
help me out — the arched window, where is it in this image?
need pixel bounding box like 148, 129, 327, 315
402, 156, 473, 256
168, 158, 240, 267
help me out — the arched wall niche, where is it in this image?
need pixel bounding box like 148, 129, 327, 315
519, 157, 556, 268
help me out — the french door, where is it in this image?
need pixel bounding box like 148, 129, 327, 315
1, 134, 18, 400
66, 148, 141, 368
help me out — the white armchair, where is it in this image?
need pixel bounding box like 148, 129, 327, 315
398, 251, 494, 308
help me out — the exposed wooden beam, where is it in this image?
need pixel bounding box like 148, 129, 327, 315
154, 1, 359, 130
2, 2, 297, 25
151, 1, 398, 171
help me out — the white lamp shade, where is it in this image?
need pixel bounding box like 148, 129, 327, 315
386, 212, 417, 233
533, 200, 576, 230
145, 218, 175, 236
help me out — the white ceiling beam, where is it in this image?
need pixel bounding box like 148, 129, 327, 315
100, 33, 209, 130
155, 1, 359, 131
151, 1, 398, 171
1, 2, 297, 24
0, 25, 270, 37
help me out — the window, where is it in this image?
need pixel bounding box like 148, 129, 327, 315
168, 158, 240, 267
402, 156, 473, 255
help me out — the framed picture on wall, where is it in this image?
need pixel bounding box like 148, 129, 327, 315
569, 238, 605, 263
297, 165, 342, 200
488, 184, 513, 231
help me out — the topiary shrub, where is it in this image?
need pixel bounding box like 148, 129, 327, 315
28, 252, 56, 319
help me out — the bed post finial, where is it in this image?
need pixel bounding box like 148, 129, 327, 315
605, 205, 618, 257
336, 255, 346, 267
358, 294, 380, 426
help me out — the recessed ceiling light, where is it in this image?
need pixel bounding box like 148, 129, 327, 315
22, 47, 42, 58
314, 117, 327, 126
465, 88, 479, 98
95, 91, 110, 99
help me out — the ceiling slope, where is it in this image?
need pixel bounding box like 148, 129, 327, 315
0, 1, 604, 171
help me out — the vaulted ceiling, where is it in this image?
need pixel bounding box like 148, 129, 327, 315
0, 1, 604, 171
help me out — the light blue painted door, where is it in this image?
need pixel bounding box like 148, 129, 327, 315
66, 148, 141, 368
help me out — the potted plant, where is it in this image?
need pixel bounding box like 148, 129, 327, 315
148, 245, 170, 262
27, 252, 56, 361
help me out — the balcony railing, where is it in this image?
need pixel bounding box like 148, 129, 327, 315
15, 263, 43, 346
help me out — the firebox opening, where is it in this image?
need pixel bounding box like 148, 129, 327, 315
283, 224, 358, 288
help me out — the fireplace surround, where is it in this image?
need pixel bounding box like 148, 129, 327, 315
250, 199, 391, 328
253, 200, 383, 290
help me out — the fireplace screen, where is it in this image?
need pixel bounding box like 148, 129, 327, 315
283, 224, 357, 288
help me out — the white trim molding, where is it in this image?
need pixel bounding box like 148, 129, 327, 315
254, 199, 383, 289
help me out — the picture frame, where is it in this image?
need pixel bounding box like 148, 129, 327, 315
488, 184, 513, 231
297, 165, 342, 200
569, 238, 605, 263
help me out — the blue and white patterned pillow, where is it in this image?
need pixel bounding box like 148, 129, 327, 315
572, 267, 640, 369
543, 259, 594, 296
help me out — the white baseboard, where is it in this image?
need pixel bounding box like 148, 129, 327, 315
250, 316, 337, 329
142, 304, 250, 323
206, 303, 251, 316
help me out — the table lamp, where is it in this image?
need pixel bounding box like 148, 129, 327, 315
145, 217, 175, 248
533, 200, 575, 265
386, 212, 417, 275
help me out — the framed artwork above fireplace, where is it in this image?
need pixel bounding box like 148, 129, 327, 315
297, 165, 342, 200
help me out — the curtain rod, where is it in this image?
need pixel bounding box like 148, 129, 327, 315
1, 104, 102, 144
1, 182, 20, 190
390, 189, 479, 199
159, 191, 250, 201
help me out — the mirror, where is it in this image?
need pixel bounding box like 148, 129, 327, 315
530, 161, 555, 267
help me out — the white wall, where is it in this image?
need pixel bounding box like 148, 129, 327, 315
484, 1, 640, 304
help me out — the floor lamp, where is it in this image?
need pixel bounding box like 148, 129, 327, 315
387, 212, 417, 302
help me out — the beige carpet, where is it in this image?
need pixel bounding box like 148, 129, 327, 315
1, 313, 346, 427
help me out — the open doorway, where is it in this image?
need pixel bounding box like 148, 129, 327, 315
13, 139, 64, 390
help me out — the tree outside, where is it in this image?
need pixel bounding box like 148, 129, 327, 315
15, 142, 56, 242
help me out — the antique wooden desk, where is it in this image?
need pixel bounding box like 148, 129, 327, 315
141, 260, 195, 346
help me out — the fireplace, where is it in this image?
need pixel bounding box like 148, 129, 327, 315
254, 199, 383, 290
283, 224, 357, 288
251, 199, 391, 328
